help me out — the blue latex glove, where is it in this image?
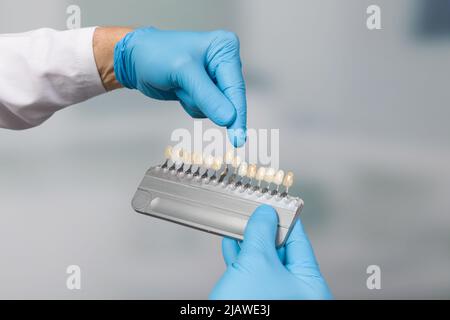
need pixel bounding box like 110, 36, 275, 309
210, 204, 333, 299
113, 27, 247, 147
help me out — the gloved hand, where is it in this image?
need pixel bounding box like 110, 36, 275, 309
113, 27, 246, 147
210, 204, 333, 299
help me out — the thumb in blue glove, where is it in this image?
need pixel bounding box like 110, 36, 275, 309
210, 204, 333, 300
113, 27, 247, 147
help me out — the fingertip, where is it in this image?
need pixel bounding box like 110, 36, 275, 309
222, 237, 240, 266
252, 204, 278, 223
242, 204, 279, 253
222, 236, 238, 250
227, 127, 247, 148
287, 217, 308, 242
245, 204, 278, 238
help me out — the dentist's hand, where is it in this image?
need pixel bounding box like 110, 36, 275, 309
210, 205, 332, 300
112, 27, 246, 147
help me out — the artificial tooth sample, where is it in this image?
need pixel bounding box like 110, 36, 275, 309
192, 152, 203, 165
225, 150, 234, 166
177, 149, 190, 173
212, 157, 223, 171
238, 161, 248, 177
164, 145, 173, 158
228, 155, 242, 184
169, 148, 183, 171
182, 150, 193, 174
235, 161, 248, 187
173, 148, 183, 163
204, 154, 214, 168
218, 154, 229, 183
232, 156, 242, 172
210, 156, 223, 181
192, 152, 203, 177
254, 167, 266, 191
244, 164, 257, 189
272, 170, 285, 195
263, 167, 275, 193
202, 154, 214, 179
182, 151, 191, 163
162, 145, 172, 168
281, 171, 294, 196
256, 167, 266, 181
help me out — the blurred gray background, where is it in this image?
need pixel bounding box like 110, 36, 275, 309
1, 0, 449, 299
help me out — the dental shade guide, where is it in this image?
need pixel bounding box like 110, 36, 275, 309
132, 146, 303, 247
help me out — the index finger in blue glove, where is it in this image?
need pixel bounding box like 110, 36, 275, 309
176, 63, 236, 127
205, 31, 246, 147
215, 61, 247, 148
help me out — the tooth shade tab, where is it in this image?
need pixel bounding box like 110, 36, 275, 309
274, 170, 285, 185
283, 171, 294, 188
238, 162, 248, 176
164, 146, 173, 159
225, 150, 234, 165
203, 154, 214, 169
247, 164, 257, 178
182, 151, 192, 165
192, 152, 203, 165
264, 167, 275, 183
212, 157, 223, 171
232, 156, 242, 168
171, 148, 183, 164
256, 167, 266, 181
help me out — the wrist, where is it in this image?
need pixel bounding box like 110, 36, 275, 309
93, 26, 133, 91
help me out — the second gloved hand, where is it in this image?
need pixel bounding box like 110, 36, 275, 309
113, 27, 247, 147
210, 205, 333, 300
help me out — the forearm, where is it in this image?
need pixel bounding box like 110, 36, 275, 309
0, 26, 131, 130
93, 26, 133, 91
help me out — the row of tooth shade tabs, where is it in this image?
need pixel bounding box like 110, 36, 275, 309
159, 146, 294, 196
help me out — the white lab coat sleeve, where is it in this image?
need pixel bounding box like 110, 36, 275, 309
0, 27, 106, 130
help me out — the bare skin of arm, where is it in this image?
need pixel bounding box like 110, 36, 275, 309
93, 27, 133, 91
